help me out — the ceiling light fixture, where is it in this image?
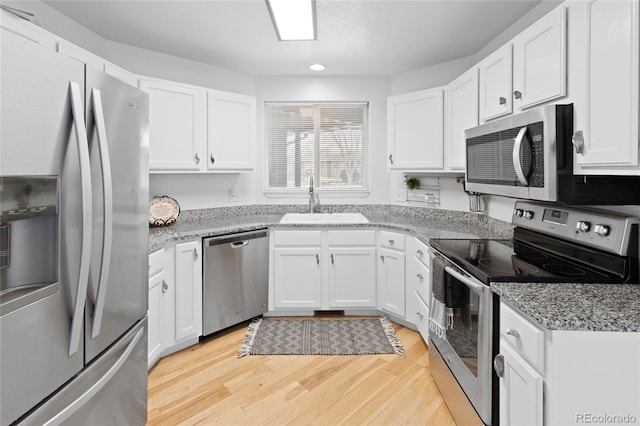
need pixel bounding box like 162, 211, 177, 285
309, 63, 325, 71
266, 0, 316, 41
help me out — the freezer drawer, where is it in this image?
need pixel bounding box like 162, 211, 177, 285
203, 229, 269, 336
18, 318, 148, 426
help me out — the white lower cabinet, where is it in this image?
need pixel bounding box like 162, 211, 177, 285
270, 229, 377, 311
497, 300, 640, 425
377, 231, 406, 318
147, 240, 202, 367
406, 237, 431, 342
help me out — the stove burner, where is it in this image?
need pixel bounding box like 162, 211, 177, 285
543, 263, 587, 276
478, 258, 539, 275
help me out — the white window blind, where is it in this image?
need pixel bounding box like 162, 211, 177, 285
266, 102, 368, 190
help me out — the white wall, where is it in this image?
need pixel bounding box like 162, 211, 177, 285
253, 76, 391, 205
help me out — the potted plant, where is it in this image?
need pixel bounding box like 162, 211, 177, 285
404, 176, 421, 190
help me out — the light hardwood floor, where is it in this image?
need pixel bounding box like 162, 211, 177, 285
147, 320, 456, 426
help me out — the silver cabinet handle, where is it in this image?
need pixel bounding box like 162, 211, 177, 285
331, 253, 334, 264
68, 81, 93, 357
506, 328, 520, 337
162, 279, 168, 293
194, 152, 200, 164
499, 96, 506, 105
210, 154, 215, 164
512, 126, 530, 186
380, 255, 385, 262
316, 253, 320, 265
416, 310, 424, 318
514, 90, 522, 100
388, 239, 394, 246
388, 154, 393, 165
193, 248, 198, 261
417, 273, 423, 280
494, 354, 505, 378
572, 130, 585, 154
416, 249, 423, 257
89, 88, 114, 340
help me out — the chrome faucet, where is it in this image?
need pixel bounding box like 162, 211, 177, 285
308, 176, 320, 213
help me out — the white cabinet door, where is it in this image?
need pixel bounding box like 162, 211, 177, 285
499, 342, 544, 426
328, 247, 376, 308
378, 247, 405, 317
147, 271, 165, 370
387, 88, 444, 170
174, 241, 202, 343
572, 0, 639, 172
445, 67, 478, 170
512, 5, 566, 110
207, 90, 256, 171
139, 78, 206, 171
273, 248, 322, 309
479, 44, 513, 121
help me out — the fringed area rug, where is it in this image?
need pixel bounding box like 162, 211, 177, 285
237, 317, 405, 358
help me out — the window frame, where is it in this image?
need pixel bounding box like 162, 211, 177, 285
263, 101, 370, 198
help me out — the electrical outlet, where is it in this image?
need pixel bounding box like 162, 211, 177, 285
228, 189, 239, 202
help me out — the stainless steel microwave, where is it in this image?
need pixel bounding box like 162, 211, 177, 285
465, 103, 640, 205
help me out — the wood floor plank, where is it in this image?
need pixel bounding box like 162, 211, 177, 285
148, 320, 456, 425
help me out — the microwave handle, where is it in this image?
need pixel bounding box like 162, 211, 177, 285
512, 126, 529, 186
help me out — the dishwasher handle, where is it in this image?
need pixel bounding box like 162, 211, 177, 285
203, 229, 268, 247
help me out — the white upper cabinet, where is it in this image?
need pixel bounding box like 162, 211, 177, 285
387, 88, 444, 171
0, 7, 59, 51
139, 78, 206, 172
478, 44, 513, 122
207, 90, 256, 171
445, 67, 479, 171
570, 0, 639, 173
479, 5, 566, 122
512, 5, 567, 110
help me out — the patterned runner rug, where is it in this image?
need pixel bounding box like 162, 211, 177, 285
237, 317, 405, 358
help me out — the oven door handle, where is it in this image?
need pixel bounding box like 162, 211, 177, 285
444, 266, 486, 294
512, 126, 530, 186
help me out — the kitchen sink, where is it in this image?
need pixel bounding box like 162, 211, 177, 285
279, 212, 369, 224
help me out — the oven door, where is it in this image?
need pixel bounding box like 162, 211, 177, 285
429, 254, 493, 425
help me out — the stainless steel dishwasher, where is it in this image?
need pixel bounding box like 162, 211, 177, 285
202, 229, 269, 336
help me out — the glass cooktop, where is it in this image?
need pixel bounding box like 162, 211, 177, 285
429, 238, 625, 284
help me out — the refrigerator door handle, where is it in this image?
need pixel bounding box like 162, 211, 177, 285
68, 81, 93, 356
89, 88, 113, 339
39, 326, 144, 426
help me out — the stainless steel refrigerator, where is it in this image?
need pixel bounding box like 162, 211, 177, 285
0, 28, 149, 425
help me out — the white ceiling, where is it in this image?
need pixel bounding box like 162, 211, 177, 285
43, 0, 542, 76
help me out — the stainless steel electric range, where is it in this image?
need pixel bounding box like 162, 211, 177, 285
427, 200, 640, 426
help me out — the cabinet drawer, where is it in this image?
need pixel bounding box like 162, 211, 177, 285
379, 230, 406, 251
149, 248, 165, 277
328, 230, 375, 246
414, 238, 430, 266
414, 291, 429, 343
413, 259, 430, 302
273, 230, 322, 246
501, 302, 545, 371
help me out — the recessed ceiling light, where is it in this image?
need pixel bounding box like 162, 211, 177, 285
310, 64, 326, 71
266, 0, 316, 41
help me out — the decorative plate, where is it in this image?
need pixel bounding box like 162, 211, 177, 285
149, 196, 180, 227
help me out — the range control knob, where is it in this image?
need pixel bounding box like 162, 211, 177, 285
594, 224, 611, 237
524, 210, 534, 220
576, 221, 591, 233
515, 208, 524, 217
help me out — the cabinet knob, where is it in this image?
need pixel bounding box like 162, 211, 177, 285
380, 255, 385, 262
494, 354, 505, 378
388, 239, 395, 246
513, 90, 522, 100
193, 248, 198, 261
331, 253, 334, 264
210, 154, 215, 164
162, 279, 168, 293
416, 310, 424, 318
417, 273, 423, 280
505, 328, 520, 337
572, 130, 585, 154
499, 96, 506, 105
388, 154, 394, 165
416, 249, 423, 257
316, 253, 320, 265
194, 152, 200, 164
